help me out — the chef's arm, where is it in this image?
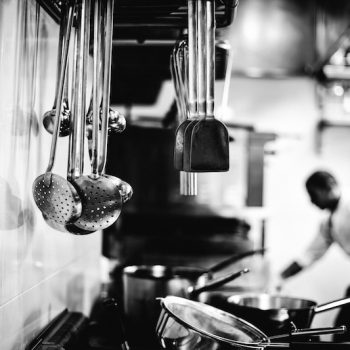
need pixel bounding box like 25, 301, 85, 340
280, 219, 333, 280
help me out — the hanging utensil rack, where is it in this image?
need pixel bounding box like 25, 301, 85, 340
37, 0, 238, 29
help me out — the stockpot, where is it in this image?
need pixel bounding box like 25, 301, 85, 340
122, 265, 248, 348
222, 293, 350, 336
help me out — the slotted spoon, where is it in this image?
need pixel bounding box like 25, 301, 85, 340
69, 0, 122, 233
32, 1, 82, 227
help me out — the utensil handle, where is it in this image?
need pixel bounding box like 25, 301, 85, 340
52, 2, 67, 108
315, 297, 350, 314
208, 248, 266, 273
206, 0, 215, 117
46, 2, 74, 173
170, 51, 182, 122
99, 0, 114, 175
176, 41, 189, 121
69, 0, 90, 180
220, 40, 233, 116
197, 0, 206, 118
263, 326, 347, 349
188, 0, 197, 118
67, 19, 78, 181
289, 342, 350, 349
189, 268, 249, 297
91, 0, 101, 177
180, 171, 198, 196
269, 326, 347, 341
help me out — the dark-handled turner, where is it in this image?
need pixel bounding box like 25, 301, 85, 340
174, 0, 198, 171
186, 0, 229, 172
183, 0, 206, 172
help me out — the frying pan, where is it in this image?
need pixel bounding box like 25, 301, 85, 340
223, 293, 350, 336
156, 296, 346, 350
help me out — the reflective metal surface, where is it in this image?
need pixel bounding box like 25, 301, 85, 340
157, 296, 269, 350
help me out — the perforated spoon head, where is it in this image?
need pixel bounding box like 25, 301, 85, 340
32, 173, 82, 225
70, 175, 122, 231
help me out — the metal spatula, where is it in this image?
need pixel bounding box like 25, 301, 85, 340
187, 0, 229, 172
174, 0, 198, 171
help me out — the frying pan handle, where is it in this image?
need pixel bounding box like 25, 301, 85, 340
289, 342, 350, 349
188, 268, 249, 298
314, 297, 350, 314
261, 326, 347, 348
269, 325, 347, 340
207, 248, 266, 274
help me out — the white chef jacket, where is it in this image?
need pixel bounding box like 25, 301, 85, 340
297, 197, 350, 268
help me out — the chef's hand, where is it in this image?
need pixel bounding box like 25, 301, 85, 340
280, 261, 303, 280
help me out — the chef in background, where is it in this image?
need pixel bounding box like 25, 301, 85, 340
280, 170, 350, 341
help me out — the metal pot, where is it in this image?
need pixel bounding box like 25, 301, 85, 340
222, 293, 350, 336
122, 265, 248, 349
156, 296, 346, 350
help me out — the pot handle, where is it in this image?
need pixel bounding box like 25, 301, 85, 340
314, 297, 350, 314
188, 268, 249, 298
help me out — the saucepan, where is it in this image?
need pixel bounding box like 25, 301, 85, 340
122, 265, 249, 349
156, 296, 347, 350
219, 293, 350, 336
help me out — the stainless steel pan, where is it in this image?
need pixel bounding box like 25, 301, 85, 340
156, 296, 346, 350
222, 293, 350, 336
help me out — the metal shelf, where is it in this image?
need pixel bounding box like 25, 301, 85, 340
37, 0, 237, 31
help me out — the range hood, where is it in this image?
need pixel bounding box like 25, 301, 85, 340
315, 26, 350, 81
313, 0, 350, 81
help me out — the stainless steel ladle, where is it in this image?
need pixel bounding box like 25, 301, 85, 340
68, 0, 122, 233
32, 1, 82, 227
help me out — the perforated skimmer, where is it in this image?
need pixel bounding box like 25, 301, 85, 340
68, 0, 122, 233
32, 1, 82, 226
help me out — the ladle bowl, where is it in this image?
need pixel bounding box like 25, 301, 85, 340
108, 109, 126, 134
33, 173, 81, 226
86, 107, 126, 138
42, 99, 71, 137
70, 175, 122, 231
111, 176, 133, 203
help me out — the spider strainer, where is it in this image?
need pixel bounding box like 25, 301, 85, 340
68, 0, 122, 233
32, 2, 82, 227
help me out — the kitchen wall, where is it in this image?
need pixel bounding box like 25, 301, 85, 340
0, 1, 101, 349
227, 76, 350, 330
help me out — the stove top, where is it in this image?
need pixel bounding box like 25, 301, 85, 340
25, 303, 350, 350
